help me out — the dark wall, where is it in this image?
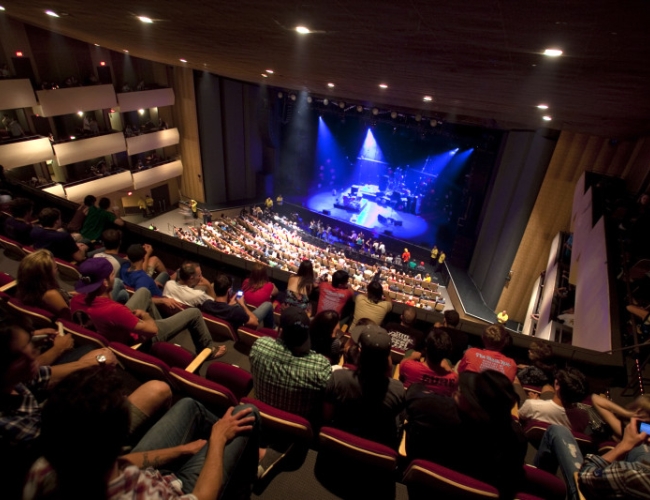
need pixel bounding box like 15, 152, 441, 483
469, 129, 559, 309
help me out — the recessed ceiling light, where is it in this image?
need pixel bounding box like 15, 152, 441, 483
77, 111, 83, 116
261, 73, 268, 78
379, 84, 388, 89
542, 115, 552, 121
423, 96, 433, 102
296, 26, 311, 34
45, 10, 59, 17
537, 104, 549, 109
94, 43, 100, 47
0, 6, 6, 11
543, 48, 563, 57
123, 49, 129, 53
137, 16, 153, 23
179, 59, 187, 63
266, 69, 274, 74
327, 82, 335, 88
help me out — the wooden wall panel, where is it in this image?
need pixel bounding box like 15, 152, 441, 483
171, 66, 205, 203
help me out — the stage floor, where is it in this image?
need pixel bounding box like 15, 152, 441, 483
301, 190, 433, 241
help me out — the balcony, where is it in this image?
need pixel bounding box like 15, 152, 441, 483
53, 132, 126, 166
34, 84, 117, 117
116, 87, 175, 113
64, 170, 133, 203
0, 136, 54, 169
0, 79, 38, 110
132, 159, 183, 190
126, 127, 180, 155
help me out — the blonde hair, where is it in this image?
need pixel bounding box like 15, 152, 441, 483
16, 249, 59, 306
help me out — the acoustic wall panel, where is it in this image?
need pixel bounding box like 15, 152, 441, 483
126, 128, 179, 155
0, 79, 38, 109
0, 137, 54, 169
64, 171, 133, 202
132, 160, 183, 190
35, 84, 117, 117
116, 88, 175, 113
53, 132, 126, 166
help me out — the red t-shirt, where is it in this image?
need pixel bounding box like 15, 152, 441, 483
457, 347, 517, 381
316, 282, 354, 315
71, 294, 140, 345
400, 359, 459, 396
242, 280, 274, 308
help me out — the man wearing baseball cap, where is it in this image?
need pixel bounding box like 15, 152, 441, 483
70, 258, 226, 359
249, 307, 331, 421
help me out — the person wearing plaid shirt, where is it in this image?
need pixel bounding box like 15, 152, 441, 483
535, 418, 650, 499
250, 307, 331, 421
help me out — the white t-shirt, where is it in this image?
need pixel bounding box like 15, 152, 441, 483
519, 399, 570, 428
93, 253, 125, 274
163, 280, 212, 307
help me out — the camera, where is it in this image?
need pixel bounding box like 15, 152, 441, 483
236, 290, 244, 298
637, 421, 650, 434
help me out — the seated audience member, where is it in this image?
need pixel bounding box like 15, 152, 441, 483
201, 274, 267, 330
92, 228, 129, 273
310, 310, 343, 365
30, 208, 87, 262
242, 263, 279, 328
350, 280, 392, 329
0, 317, 171, 497
518, 367, 588, 430
23, 366, 259, 500
517, 340, 556, 397
4, 197, 34, 245
249, 307, 331, 421
535, 419, 650, 500
163, 261, 216, 306
400, 329, 458, 396
66, 195, 95, 234
384, 306, 425, 354
284, 260, 316, 312
80, 196, 124, 242
591, 393, 650, 441
316, 270, 354, 316
70, 258, 226, 358
457, 323, 517, 381
325, 324, 404, 448
405, 370, 526, 499
16, 249, 72, 320
434, 309, 468, 364
120, 243, 176, 310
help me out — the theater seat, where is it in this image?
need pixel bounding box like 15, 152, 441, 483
5, 297, 55, 329
237, 325, 279, 346
318, 426, 398, 471
168, 367, 241, 413
59, 319, 109, 349
402, 459, 499, 499
240, 396, 313, 443
201, 312, 238, 341
523, 420, 594, 455
0, 235, 28, 260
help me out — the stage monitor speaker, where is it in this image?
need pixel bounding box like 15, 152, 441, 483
322, 209, 331, 215
377, 214, 387, 224
394, 220, 403, 226
384, 230, 393, 236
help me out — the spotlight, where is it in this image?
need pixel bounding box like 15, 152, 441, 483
77, 111, 83, 116
537, 104, 549, 109
261, 73, 268, 77
45, 10, 59, 17
138, 109, 145, 115
390, 111, 397, 119
542, 115, 552, 121
415, 114, 422, 122
15, 51, 23, 57
277, 92, 283, 99
339, 102, 345, 109
137, 16, 153, 23
323, 98, 329, 106
179, 59, 187, 63
543, 48, 563, 57
327, 82, 335, 88
379, 83, 388, 89
266, 69, 274, 74
290, 93, 297, 101
372, 108, 379, 116
356, 105, 363, 113
296, 26, 311, 34
423, 96, 433, 102
100, 61, 106, 66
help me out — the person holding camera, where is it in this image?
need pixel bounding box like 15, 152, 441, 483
200, 274, 263, 330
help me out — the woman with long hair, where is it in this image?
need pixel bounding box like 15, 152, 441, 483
16, 249, 71, 320
284, 259, 316, 313
241, 263, 278, 328
309, 310, 342, 364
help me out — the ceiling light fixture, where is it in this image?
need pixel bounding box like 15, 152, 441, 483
266, 69, 274, 74
542, 115, 552, 121
100, 61, 106, 66
323, 98, 329, 106
123, 49, 129, 53
94, 43, 100, 47
372, 108, 379, 115
0, 6, 6, 11
537, 104, 549, 109
77, 111, 83, 116
15, 51, 23, 57
138, 109, 145, 115
339, 102, 345, 109
415, 114, 422, 122
307, 96, 313, 103
137, 16, 153, 23
423, 96, 433, 102
430, 119, 437, 127
390, 111, 397, 119
290, 93, 297, 101
379, 83, 388, 89
45, 10, 59, 17
179, 59, 187, 63
261, 73, 268, 77
327, 82, 335, 88
356, 105, 363, 113
543, 48, 563, 57
296, 26, 311, 34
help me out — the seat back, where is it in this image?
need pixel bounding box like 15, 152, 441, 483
6, 298, 54, 329
169, 367, 239, 411
237, 326, 279, 346
0, 235, 28, 260
201, 312, 238, 341
108, 342, 170, 382
402, 459, 499, 499
206, 362, 253, 401
318, 426, 398, 471
53, 258, 81, 282
240, 396, 313, 442
59, 319, 108, 349
518, 465, 566, 500
523, 420, 594, 454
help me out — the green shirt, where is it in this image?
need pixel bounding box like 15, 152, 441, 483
80, 206, 116, 241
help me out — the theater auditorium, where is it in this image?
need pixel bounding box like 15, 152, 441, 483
1, 1, 650, 498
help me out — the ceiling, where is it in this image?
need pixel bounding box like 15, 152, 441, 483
3, 0, 650, 137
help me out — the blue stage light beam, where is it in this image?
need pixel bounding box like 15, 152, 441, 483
353, 128, 388, 186
314, 116, 348, 191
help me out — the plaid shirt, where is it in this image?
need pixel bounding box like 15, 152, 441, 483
250, 337, 331, 419
0, 366, 51, 446
579, 453, 650, 499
